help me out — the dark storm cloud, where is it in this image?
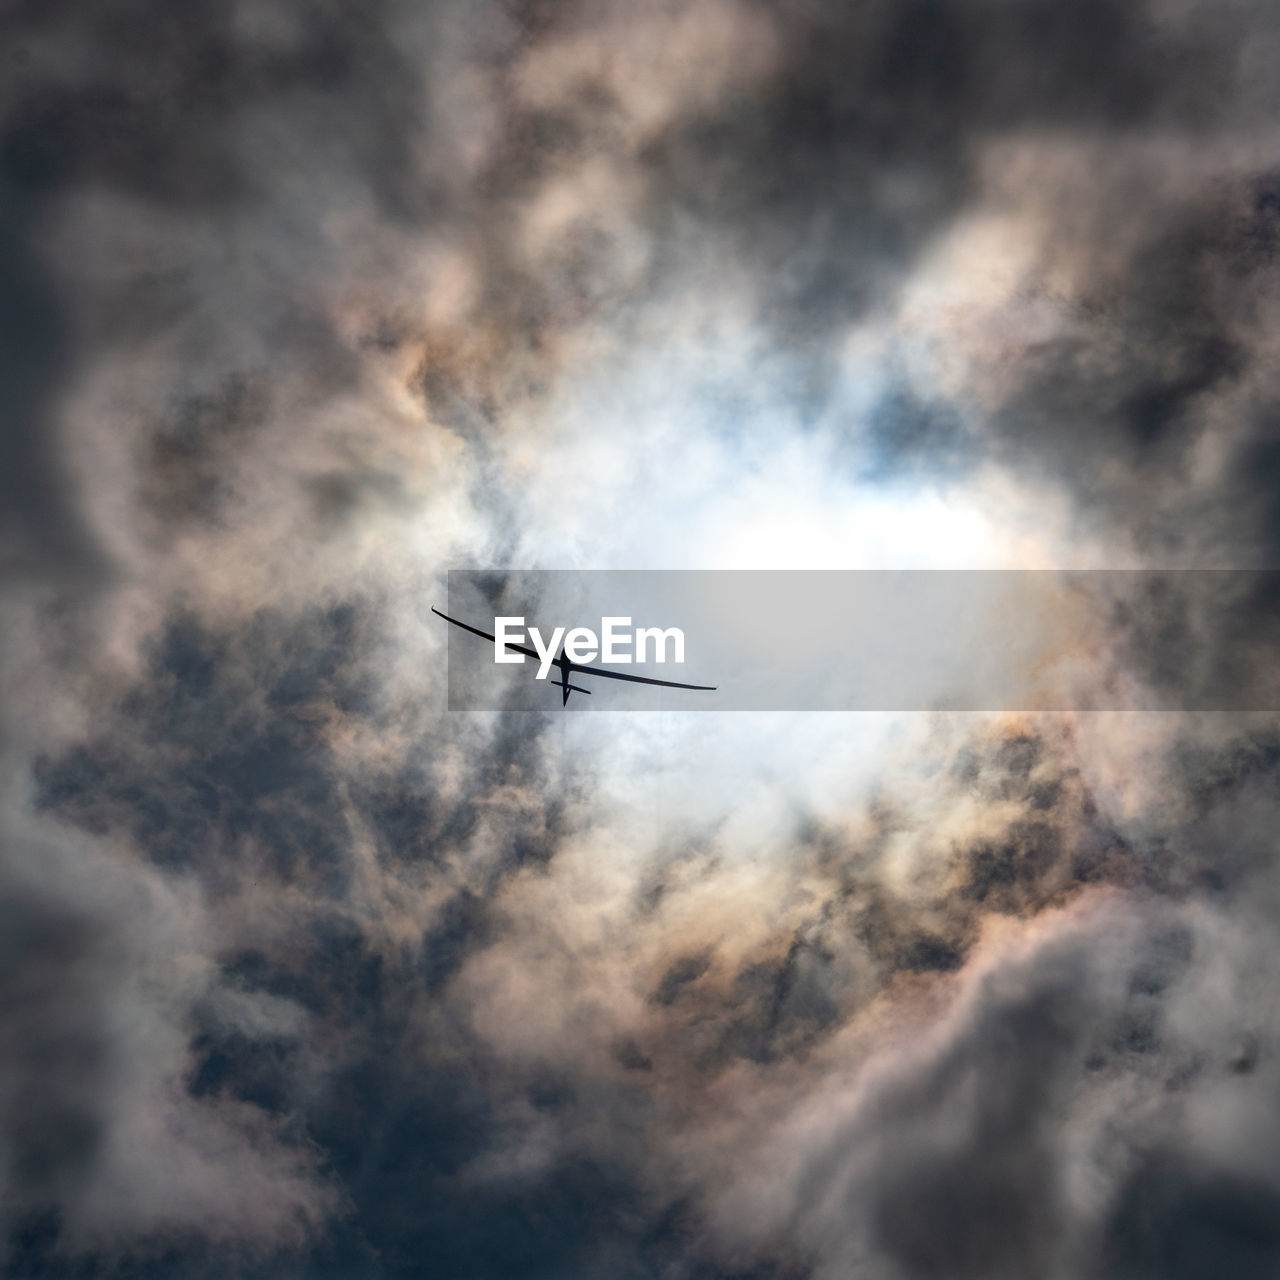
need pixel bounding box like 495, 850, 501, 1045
856, 949, 1096, 1279
34, 598, 570, 904
701, 888, 1280, 1280
6, 0, 1280, 1277
1101, 1152, 1280, 1280
0, 0, 424, 575
9, 598, 584, 1272
981, 169, 1280, 562
17, 615, 1280, 1278
598, 725, 1150, 1083
637, 0, 1237, 333
0, 885, 109, 1224
0, 794, 341, 1270
0, 597, 1104, 1277
17, 572, 843, 1276
0, 0, 516, 598
36, 606, 365, 889
0, 0, 438, 213
0, 186, 99, 579
13, 594, 815, 1277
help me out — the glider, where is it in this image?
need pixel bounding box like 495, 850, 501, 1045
432, 607, 717, 706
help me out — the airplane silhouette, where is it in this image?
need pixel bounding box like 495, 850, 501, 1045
432, 607, 717, 706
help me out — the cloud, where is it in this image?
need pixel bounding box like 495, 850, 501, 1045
4, 0, 1280, 1275
0, 774, 338, 1269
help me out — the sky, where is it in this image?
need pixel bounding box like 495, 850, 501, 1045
3, 0, 1280, 1277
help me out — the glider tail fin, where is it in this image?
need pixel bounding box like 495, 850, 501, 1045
553, 680, 591, 706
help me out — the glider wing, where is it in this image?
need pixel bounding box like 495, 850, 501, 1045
565, 661, 716, 691
431, 606, 541, 661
